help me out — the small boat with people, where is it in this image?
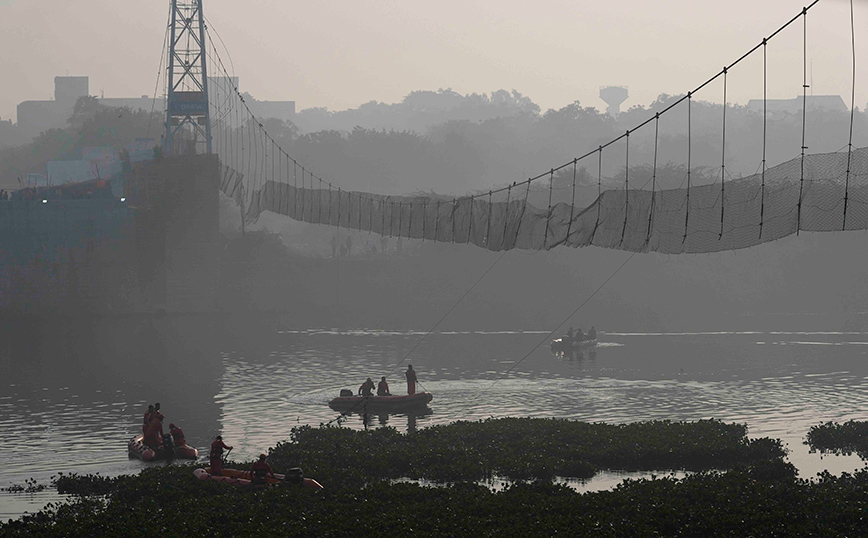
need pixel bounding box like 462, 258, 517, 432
328, 391, 433, 412
193, 467, 323, 490
331, 368, 432, 412
550, 326, 598, 353
134, 405, 197, 461
550, 337, 598, 352
128, 433, 198, 461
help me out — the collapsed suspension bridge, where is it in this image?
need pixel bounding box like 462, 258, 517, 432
166, 0, 867, 256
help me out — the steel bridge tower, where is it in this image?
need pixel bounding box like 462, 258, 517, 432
164, 0, 212, 155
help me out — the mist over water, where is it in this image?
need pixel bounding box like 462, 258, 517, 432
3, 315, 868, 518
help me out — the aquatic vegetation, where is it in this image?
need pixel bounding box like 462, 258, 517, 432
269, 418, 784, 485
5, 418, 840, 537
52, 473, 119, 496
1, 478, 46, 493
9, 461, 868, 536
806, 420, 868, 458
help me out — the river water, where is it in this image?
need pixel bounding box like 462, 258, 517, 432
2, 314, 868, 519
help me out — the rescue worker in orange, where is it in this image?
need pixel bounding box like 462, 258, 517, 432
210, 435, 233, 476
169, 423, 186, 447
144, 413, 165, 450
358, 377, 375, 397
377, 376, 391, 396
153, 402, 164, 422
405, 365, 418, 395
250, 454, 276, 486
142, 405, 154, 434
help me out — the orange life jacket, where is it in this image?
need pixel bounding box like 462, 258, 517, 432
252, 460, 273, 480
210, 439, 230, 458
170, 426, 185, 446
144, 420, 163, 448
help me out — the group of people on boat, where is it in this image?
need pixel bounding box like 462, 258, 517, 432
358, 365, 419, 396
136, 406, 304, 488
142, 403, 188, 451
566, 326, 597, 344
208, 434, 279, 486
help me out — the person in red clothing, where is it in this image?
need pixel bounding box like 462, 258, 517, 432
250, 454, 275, 485
144, 414, 164, 450
210, 435, 233, 476
358, 377, 375, 397
153, 402, 164, 422
377, 376, 391, 396
142, 405, 154, 434
405, 365, 418, 395
169, 423, 186, 447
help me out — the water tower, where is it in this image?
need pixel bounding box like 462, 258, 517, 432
599, 86, 629, 117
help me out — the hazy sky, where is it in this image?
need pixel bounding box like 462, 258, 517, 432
0, 0, 865, 123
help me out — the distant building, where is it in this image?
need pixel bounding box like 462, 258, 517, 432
16, 75, 296, 143
244, 96, 296, 123
17, 76, 89, 140
99, 95, 165, 113
0, 117, 25, 147
746, 95, 848, 115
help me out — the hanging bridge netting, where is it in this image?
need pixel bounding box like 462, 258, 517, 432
219, 147, 868, 255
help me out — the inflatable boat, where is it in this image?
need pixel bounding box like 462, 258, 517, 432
128, 434, 199, 461
193, 467, 323, 490
328, 391, 433, 412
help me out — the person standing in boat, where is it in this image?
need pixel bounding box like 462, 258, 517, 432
575, 327, 584, 343
588, 326, 597, 341
210, 435, 233, 476
142, 405, 154, 434
250, 454, 276, 486
567, 327, 574, 341
358, 377, 375, 397
405, 365, 418, 395
144, 414, 165, 450
377, 376, 391, 396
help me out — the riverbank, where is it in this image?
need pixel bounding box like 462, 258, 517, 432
9, 418, 868, 537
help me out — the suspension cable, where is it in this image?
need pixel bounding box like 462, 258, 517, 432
619, 131, 630, 246
719, 67, 727, 241
647, 114, 659, 246
200, 1, 820, 212
683, 93, 692, 245
760, 40, 768, 240
843, 0, 857, 230
797, 6, 809, 235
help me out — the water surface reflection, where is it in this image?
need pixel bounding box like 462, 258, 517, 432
3, 321, 868, 519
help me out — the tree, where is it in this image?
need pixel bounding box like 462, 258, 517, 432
67, 96, 104, 130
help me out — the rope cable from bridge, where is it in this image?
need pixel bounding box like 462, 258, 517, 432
797, 6, 809, 235
844, 0, 857, 229
146, 9, 171, 140
646, 113, 660, 247
592, 148, 603, 243
619, 130, 630, 247
683, 93, 692, 244
564, 160, 577, 244
453, 250, 638, 418
719, 67, 727, 240
760, 40, 767, 240
323, 249, 510, 426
